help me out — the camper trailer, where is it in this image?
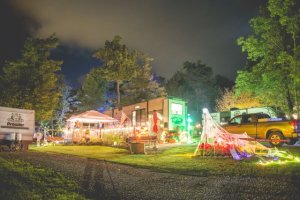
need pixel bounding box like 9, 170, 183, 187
104, 97, 188, 136
0, 107, 35, 151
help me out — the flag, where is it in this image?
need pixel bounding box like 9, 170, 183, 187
120, 111, 129, 125
152, 111, 158, 133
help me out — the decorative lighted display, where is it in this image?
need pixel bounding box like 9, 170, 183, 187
195, 108, 299, 165
258, 156, 300, 165
257, 149, 300, 165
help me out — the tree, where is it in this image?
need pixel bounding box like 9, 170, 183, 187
215, 88, 263, 112
53, 83, 79, 129
236, 0, 300, 116
166, 60, 218, 122
165, 71, 190, 100
77, 68, 108, 111
121, 54, 166, 105
0, 34, 62, 122
93, 36, 139, 107
215, 74, 234, 91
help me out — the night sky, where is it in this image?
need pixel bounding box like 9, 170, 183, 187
1, 0, 265, 87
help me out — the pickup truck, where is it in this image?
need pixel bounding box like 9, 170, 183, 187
222, 113, 300, 146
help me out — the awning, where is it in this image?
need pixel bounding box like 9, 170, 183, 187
67, 110, 118, 123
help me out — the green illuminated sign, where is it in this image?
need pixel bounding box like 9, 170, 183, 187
171, 116, 183, 124
168, 98, 187, 131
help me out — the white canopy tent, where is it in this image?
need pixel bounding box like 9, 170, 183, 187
65, 110, 118, 142
67, 110, 118, 123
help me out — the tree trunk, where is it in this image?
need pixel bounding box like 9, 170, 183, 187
292, 32, 299, 118
286, 87, 294, 116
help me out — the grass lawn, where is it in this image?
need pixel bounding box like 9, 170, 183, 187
0, 156, 86, 200
30, 144, 129, 160
31, 144, 300, 177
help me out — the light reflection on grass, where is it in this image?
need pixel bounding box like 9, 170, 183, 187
31, 144, 300, 177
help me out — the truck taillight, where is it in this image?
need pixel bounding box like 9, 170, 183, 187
289, 120, 296, 127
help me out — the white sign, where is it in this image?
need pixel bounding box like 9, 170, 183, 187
171, 103, 183, 115
0, 107, 35, 141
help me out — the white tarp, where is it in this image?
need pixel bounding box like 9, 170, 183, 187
67, 110, 117, 123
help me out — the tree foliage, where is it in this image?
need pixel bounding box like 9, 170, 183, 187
93, 36, 139, 107
121, 54, 166, 105
53, 83, 80, 129
236, 0, 300, 115
215, 75, 234, 91
216, 88, 263, 112
77, 68, 108, 111
0, 34, 62, 121
166, 60, 218, 122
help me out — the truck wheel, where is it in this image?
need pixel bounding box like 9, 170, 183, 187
268, 132, 284, 147
286, 139, 298, 145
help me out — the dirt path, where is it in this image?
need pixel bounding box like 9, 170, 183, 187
1, 151, 300, 200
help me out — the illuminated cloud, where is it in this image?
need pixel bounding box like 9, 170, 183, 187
10, 0, 263, 80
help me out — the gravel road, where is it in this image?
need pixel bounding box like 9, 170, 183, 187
1, 151, 300, 200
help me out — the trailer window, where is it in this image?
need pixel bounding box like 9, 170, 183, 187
132, 109, 146, 126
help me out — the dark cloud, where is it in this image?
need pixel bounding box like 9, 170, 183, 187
7, 0, 264, 84
0, 1, 33, 66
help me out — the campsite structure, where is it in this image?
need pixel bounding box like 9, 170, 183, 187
64, 110, 118, 142
64, 97, 189, 144
103, 97, 188, 142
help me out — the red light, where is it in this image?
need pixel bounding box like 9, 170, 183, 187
289, 120, 296, 127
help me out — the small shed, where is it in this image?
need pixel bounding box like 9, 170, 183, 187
65, 110, 118, 142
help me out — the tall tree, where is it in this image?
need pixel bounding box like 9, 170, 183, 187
0, 34, 62, 121
166, 60, 218, 122
236, 0, 300, 116
93, 36, 139, 107
121, 54, 166, 105
165, 71, 190, 101
77, 68, 108, 111
53, 83, 80, 129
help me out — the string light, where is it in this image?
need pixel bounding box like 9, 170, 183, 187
195, 108, 299, 165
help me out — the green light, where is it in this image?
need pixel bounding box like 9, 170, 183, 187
257, 155, 300, 166
188, 116, 193, 123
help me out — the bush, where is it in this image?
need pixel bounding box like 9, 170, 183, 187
102, 133, 125, 146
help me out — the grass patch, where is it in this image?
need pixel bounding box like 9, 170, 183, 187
113, 145, 300, 177
0, 157, 86, 200
31, 144, 128, 160
31, 144, 300, 178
